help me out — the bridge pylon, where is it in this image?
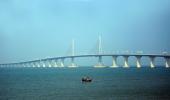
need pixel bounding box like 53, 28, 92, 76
68, 39, 78, 68
94, 56, 105, 68
68, 57, 77, 68
94, 36, 105, 68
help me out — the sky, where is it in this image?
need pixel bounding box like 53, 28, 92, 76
0, 0, 170, 65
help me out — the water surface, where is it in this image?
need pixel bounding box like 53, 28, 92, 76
0, 67, 170, 100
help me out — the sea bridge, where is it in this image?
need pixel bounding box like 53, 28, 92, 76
0, 36, 170, 68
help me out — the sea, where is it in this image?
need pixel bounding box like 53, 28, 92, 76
0, 67, 170, 100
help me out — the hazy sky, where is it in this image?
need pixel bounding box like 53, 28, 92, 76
0, 0, 170, 64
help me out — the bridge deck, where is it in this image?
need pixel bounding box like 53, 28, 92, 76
1, 54, 170, 65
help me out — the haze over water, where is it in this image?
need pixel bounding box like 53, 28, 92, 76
0, 67, 170, 100
1, 0, 170, 100
1, 0, 170, 64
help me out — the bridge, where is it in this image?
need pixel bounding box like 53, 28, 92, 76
0, 36, 170, 68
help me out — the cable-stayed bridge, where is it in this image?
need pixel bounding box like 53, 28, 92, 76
0, 36, 170, 68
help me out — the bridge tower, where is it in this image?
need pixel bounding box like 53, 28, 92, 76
68, 39, 77, 67
94, 35, 105, 68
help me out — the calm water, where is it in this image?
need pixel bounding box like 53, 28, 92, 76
0, 67, 170, 100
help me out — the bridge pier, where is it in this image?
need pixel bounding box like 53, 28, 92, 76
149, 56, 155, 68
165, 57, 170, 68
47, 60, 52, 67
41, 61, 46, 67
23, 64, 26, 67
52, 59, 58, 67
110, 56, 118, 68
33, 62, 37, 67
58, 59, 65, 67
94, 56, 105, 68
44, 61, 49, 67
68, 57, 77, 68
39, 61, 42, 67
25, 63, 28, 67
36, 62, 41, 67
123, 56, 129, 68
136, 56, 142, 68
38, 62, 41, 67
22, 63, 26, 67
23, 63, 26, 67
33, 62, 38, 67
26, 63, 30, 67
32, 62, 36, 67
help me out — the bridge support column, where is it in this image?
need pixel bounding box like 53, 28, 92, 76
136, 56, 142, 68
35, 62, 39, 67
165, 57, 170, 68
58, 59, 65, 67
149, 56, 155, 68
25, 63, 28, 67
41, 61, 46, 67
36, 62, 41, 67
24, 63, 27, 67
34, 62, 38, 67
52, 60, 58, 67
22, 64, 26, 67
123, 56, 129, 68
39, 61, 42, 67
26, 63, 30, 67
47, 60, 52, 67
69, 57, 77, 68
30, 63, 33, 67
110, 56, 118, 68
38, 62, 41, 67
32, 62, 36, 67
94, 56, 105, 68
44, 61, 49, 67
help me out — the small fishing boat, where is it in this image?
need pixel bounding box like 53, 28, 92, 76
82, 76, 92, 82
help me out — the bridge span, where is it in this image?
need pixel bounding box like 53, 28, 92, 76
0, 37, 170, 68
0, 54, 170, 68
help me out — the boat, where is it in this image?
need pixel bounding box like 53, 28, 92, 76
82, 76, 92, 82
